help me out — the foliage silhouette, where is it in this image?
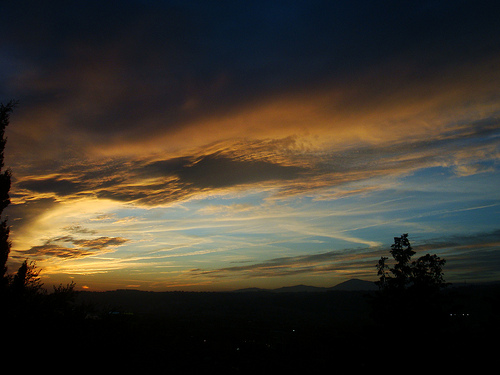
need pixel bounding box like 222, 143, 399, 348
0, 100, 16, 289
376, 233, 447, 292
11, 259, 44, 296
373, 234, 448, 334
0, 102, 79, 324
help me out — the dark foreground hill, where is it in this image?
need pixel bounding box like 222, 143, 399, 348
74, 289, 376, 372
8, 283, 498, 372
78, 288, 374, 323
71, 283, 500, 371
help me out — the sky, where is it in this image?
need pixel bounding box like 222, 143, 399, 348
1, 0, 499, 291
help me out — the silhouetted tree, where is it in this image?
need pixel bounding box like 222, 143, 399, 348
373, 234, 447, 332
11, 259, 44, 296
0, 100, 16, 290
376, 234, 447, 292
0, 101, 83, 337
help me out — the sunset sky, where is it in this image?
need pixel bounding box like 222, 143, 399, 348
1, 1, 499, 291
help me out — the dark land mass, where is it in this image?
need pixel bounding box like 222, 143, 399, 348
329, 278, 379, 291
73, 288, 379, 372
70, 282, 499, 372
8, 281, 500, 372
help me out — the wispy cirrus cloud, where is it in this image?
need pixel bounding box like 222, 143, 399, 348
190, 229, 500, 282
190, 247, 382, 280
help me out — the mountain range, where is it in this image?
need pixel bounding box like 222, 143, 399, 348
233, 278, 378, 293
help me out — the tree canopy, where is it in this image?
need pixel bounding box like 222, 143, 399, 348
376, 233, 447, 293
373, 233, 448, 335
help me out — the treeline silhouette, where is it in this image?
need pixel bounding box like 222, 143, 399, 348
1, 102, 83, 367
1, 102, 498, 371
1, 102, 78, 307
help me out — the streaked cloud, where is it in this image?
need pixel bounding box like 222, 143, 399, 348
10, 115, 499, 209
17, 235, 129, 260
191, 229, 500, 282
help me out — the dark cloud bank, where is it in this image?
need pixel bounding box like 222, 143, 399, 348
15, 152, 308, 205
2, 0, 499, 149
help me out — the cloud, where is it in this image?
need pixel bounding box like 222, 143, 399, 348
71, 236, 129, 250
198, 203, 255, 216
177, 154, 307, 188
191, 246, 382, 279
453, 163, 495, 177
12, 150, 309, 207
413, 229, 500, 253
17, 177, 84, 196
22, 244, 94, 259
6, 197, 60, 241
10, 115, 500, 211
19, 235, 129, 260
412, 230, 500, 281
191, 229, 500, 281
3, 1, 500, 162
2, 1, 500, 288
64, 225, 97, 235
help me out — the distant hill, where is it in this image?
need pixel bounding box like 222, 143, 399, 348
273, 284, 327, 293
233, 287, 269, 293
232, 279, 377, 293
329, 278, 378, 291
